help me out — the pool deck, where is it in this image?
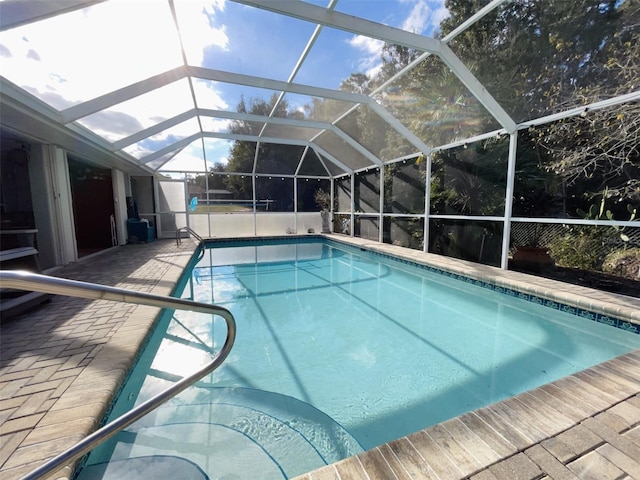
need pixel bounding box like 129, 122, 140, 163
1, 236, 639, 480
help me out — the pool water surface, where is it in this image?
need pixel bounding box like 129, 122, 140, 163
79, 238, 640, 479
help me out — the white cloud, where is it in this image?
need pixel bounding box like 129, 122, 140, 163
348, 35, 385, 78
345, 0, 450, 80
402, 0, 430, 33
193, 78, 229, 110
175, 0, 229, 66
401, 0, 449, 35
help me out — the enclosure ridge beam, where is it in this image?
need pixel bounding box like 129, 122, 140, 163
235, 0, 442, 54
197, 108, 334, 130
203, 132, 312, 147
188, 66, 368, 105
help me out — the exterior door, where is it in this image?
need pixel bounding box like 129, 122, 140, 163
156, 179, 187, 239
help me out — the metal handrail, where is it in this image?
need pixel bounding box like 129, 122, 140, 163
0, 271, 236, 480
176, 226, 204, 245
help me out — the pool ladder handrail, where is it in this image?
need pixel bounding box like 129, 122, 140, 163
176, 226, 204, 245
0, 271, 236, 480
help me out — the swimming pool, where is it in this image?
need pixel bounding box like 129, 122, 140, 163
78, 237, 640, 480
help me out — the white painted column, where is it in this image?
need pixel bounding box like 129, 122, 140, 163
378, 167, 384, 243
111, 169, 128, 246
45, 145, 77, 265
350, 174, 355, 237
28, 144, 57, 269
423, 153, 432, 253
501, 133, 518, 269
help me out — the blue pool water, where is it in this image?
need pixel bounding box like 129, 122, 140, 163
79, 238, 640, 480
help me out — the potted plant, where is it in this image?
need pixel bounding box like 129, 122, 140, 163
314, 189, 331, 233
511, 223, 555, 272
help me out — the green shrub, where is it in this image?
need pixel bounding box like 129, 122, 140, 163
548, 226, 609, 271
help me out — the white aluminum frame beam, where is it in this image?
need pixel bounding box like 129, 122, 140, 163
139, 131, 354, 174
60, 65, 369, 122
236, 0, 442, 54
112, 107, 381, 167
237, 0, 516, 133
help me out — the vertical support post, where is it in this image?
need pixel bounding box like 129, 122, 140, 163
423, 152, 432, 253
252, 174, 257, 236
378, 166, 384, 243
184, 177, 190, 231
293, 176, 298, 233
111, 169, 128, 246
350, 173, 355, 237
252, 143, 260, 236
330, 177, 335, 233
501, 132, 518, 269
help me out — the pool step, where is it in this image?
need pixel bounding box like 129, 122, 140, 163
75, 455, 209, 480
78, 387, 362, 480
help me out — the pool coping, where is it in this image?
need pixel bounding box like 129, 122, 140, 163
1, 236, 638, 480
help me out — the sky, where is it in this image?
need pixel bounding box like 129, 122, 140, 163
0, 0, 449, 172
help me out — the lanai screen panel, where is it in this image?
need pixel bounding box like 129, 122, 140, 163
199, 117, 236, 136
193, 79, 290, 121
293, 25, 369, 91
335, 106, 418, 162
374, 55, 500, 149
76, 80, 195, 144
430, 136, 509, 217
261, 123, 323, 142
0, 0, 183, 110
446, 0, 639, 123
313, 152, 347, 177
192, 79, 236, 112
314, 131, 374, 171
122, 119, 201, 161
282, 93, 360, 124
155, 140, 215, 173
298, 150, 332, 177
255, 143, 306, 175
201, 139, 235, 171
148, 148, 188, 172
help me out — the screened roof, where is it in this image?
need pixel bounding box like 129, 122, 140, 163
1, 0, 638, 177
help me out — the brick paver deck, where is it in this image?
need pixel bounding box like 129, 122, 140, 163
1, 237, 639, 480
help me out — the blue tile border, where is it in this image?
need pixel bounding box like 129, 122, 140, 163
204, 236, 640, 336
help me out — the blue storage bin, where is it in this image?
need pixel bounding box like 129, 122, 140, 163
127, 220, 155, 243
